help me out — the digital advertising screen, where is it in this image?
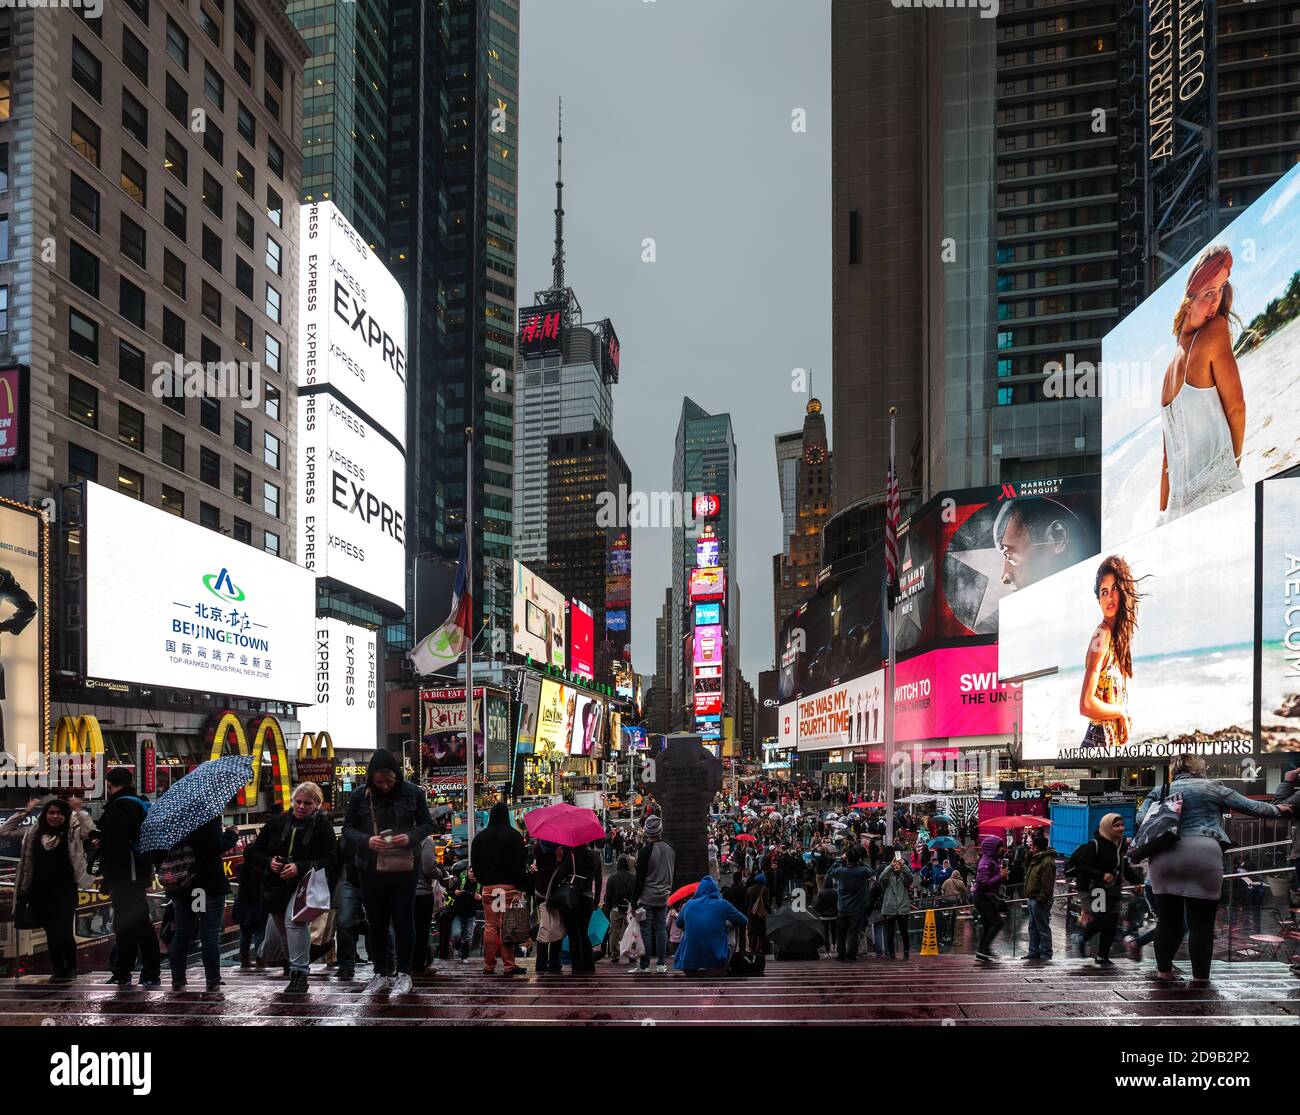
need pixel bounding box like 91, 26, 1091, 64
512, 561, 566, 670
693, 602, 721, 627
535, 679, 573, 755
689, 566, 726, 601
516, 672, 542, 752
568, 598, 594, 680
605, 608, 629, 633
518, 304, 564, 358
606, 531, 631, 607
1260, 476, 1300, 753
621, 724, 648, 751
694, 690, 723, 717
893, 646, 1020, 743
85, 483, 315, 704
693, 623, 724, 668
419, 688, 485, 773
568, 692, 604, 757
1000, 487, 1255, 762
1101, 162, 1300, 549
297, 390, 406, 611
608, 709, 622, 754
795, 668, 885, 753
297, 618, 378, 752
778, 559, 883, 702
696, 532, 720, 568
0, 365, 26, 469
298, 201, 408, 447
895, 477, 1100, 657
0, 497, 47, 766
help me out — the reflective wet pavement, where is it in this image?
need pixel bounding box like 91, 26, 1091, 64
2, 957, 1297, 1026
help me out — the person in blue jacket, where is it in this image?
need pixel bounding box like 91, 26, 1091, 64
672, 876, 748, 973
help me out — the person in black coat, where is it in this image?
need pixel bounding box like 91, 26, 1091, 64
553, 842, 602, 975
1071, 814, 1143, 965
342, 749, 435, 995
98, 767, 161, 987
243, 782, 339, 994
470, 802, 529, 976
165, 815, 237, 994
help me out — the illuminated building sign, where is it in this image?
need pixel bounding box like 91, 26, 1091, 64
600, 319, 621, 382
696, 528, 720, 569
693, 494, 720, 520
518, 305, 564, 357
689, 566, 725, 601
695, 691, 723, 716
694, 602, 720, 626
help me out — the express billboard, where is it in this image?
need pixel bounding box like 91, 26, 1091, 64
1000, 487, 1255, 762
512, 561, 566, 670
297, 390, 406, 610
297, 618, 378, 752
1101, 163, 1300, 549
895, 477, 1099, 657
0, 496, 48, 766
298, 201, 408, 447
85, 483, 315, 704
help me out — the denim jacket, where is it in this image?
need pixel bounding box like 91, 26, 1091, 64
1137, 774, 1281, 848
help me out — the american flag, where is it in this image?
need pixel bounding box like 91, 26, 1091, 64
884, 460, 900, 595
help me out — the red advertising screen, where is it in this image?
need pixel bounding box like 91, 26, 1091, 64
568, 599, 594, 680
694, 691, 722, 716
0, 366, 22, 468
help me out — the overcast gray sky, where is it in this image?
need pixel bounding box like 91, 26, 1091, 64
517, 0, 832, 687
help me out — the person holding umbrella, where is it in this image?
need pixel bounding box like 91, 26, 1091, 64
550, 840, 602, 976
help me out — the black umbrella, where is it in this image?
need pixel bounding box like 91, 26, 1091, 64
765, 907, 825, 959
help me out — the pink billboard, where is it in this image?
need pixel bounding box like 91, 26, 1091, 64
894, 645, 1021, 742
693, 623, 724, 668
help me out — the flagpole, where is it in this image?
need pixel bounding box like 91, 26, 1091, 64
884, 408, 897, 849
465, 426, 476, 861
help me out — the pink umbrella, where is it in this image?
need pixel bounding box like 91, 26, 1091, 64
523, 802, 606, 847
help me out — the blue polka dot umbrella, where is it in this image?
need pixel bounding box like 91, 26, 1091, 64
137, 754, 254, 855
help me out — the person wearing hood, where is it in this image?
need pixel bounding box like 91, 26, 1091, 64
829, 845, 875, 961
1022, 832, 1059, 963
673, 876, 747, 973
342, 749, 435, 996
744, 871, 771, 955
602, 855, 636, 965
972, 836, 1010, 962
97, 768, 162, 988
1, 798, 95, 981
632, 814, 676, 974
878, 850, 914, 961
470, 801, 529, 977
1069, 813, 1143, 966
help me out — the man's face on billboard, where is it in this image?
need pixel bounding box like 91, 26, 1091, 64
997, 509, 1067, 590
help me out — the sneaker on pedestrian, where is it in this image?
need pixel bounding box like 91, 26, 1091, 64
656, 963, 668, 973
139, 975, 162, 988
336, 969, 355, 982
1095, 956, 1114, 967
630, 965, 648, 975
390, 973, 413, 995
104, 974, 132, 986
502, 967, 526, 977
364, 974, 392, 995
285, 971, 309, 995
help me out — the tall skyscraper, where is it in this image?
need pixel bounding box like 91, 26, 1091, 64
672, 397, 738, 734
772, 398, 833, 653
774, 429, 802, 558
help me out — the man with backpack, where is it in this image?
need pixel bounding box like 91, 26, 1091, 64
828, 846, 875, 961
97, 767, 161, 988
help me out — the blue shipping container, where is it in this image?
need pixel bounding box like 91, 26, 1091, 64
1050, 801, 1137, 857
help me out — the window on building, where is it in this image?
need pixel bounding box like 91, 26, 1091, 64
162, 426, 185, 471
264, 284, 281, 324
165, 73, 187, 123
264, 383, 280, 422
120, 150, 146, 205
160, 484, 184, 517
201, 394, 221, 434
203, 117, 224, 165
204, 62, 225, 109
263, 87, 279, 123
162, 306, 185, 354
122, 27, 149, 84
70, 173, 100, 230
70, 105, 100, 166
165, 16, 189, 70
233, 464, 251, 503
237, 102, 255, 144
164, 132, 187, 183
265, 236, 281, 276
201, 281, 222, 325
199, 3, 221, 46
267, 138, 283, 179
202, 170, 223, 218
234, 50, 252, 86
235, 256, 253, 298
119, 339, 146, 390
200, 502, 219, 531
200, 446, 220, 487
0, 142, 8, 192
264, 333, 280, 374
236, 153, 254, 197
263, 531, 280, 556
163, 249, 186, 298
0, 72, 9, 122
118, 402, 145, 453
121, 88, 148, 146
233, 413, 252, 453
266, 186, 282, 228
124, 0, 149, 26
235, 308, 253, 350
263, 430, 280, 470
118, 464, 144, 501
0, 286, 8, 334
68, 374, 98, 428
69, 240, 100, 297
264, 44, 283, 90
69, 309, 99, 363
68, 443, 98, 483
235, 206, 254, 247
72, 38, 102, 100
232, 517, 251, 544
263, 480, 280, 518
200, 335, 221, 366
119, 276, 145, 328
201, 225, 222, 271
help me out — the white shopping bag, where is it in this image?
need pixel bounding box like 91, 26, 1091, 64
289, 867, 333, 925
619, 915, 646, 962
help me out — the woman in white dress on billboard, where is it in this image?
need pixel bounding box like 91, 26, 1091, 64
1159, 246, 1245, 522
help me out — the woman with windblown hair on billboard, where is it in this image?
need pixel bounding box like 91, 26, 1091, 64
1078, 555, 1143, 751
1159, 245, 1245, 523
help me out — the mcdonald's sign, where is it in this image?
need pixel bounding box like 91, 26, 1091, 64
298, 731, 335, 761
53, 715, 105, 755
205, 710, 293, 812
0, 365, 27, 470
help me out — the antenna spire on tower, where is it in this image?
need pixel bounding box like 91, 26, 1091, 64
552, 97, 566, 296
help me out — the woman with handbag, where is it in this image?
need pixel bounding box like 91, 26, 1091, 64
548, 841, 601, 975
243, 781, 339, 995
1137, 752, 1287, 985
2, 798, 95, 980
533, 840, 566, 974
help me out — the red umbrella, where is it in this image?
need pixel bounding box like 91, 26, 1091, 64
981, 815, 1051, 831
523, 802, 606, 847
667, 882, 699, 906
851, 801, 886, 809
735, 833, 757, 843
